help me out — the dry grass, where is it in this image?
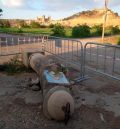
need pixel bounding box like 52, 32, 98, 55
62, 15, 120, 27
97, 35, 120, 45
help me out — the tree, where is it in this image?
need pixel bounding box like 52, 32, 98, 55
91, 25, 102, 36
0, 8, 3, 16
49, 23, 55, 28
4, 20, 11, 27
117, 37, 120, 45
52, 24, 66, 37
110, 26, 120, 34
72, 24, 90, 38
0, 19, 11, 27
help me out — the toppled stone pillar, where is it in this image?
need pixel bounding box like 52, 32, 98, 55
29, 53, 52, 74
43, 86, 74, 123
25, 52, 75, 123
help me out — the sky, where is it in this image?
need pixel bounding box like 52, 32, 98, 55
0, 0, 120, 20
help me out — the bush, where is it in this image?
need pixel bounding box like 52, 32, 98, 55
4, 55, 27, 75
18, 28, 23, 33
91, 25, 102, 36
117, 37, 120, 45
49, 23, 54, 28
0, 8, 3, 16
30, 21, 40, 28
110, 26, 120, 35
0, 19, 11, 27
52, 24, 65, 37
39, 24, 47, 28
72, 24, 90, 38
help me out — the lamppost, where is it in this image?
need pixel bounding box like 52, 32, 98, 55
102, 0, 109, 43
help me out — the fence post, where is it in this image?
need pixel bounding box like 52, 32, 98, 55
6, 37, 9, 54
0, 38, 1, 55
18, 37, 20, 53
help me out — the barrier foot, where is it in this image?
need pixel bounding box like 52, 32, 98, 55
74, 75, 90, 83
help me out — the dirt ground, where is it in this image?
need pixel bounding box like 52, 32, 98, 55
0, 66, 120, 129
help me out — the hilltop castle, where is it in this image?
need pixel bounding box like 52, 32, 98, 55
37, 15, 51, 23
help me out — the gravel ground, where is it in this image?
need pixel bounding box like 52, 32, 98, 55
0, 69, 120, 129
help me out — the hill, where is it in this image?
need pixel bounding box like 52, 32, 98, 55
60, 9, 120, 27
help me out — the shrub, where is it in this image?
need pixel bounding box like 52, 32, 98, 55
18, 28, 23, 33
91, 25, 102, 36
72, 24, 90, 38
39, 24, 47, 28
30, 21, 40, 28
52, 24, 65, 37
4, 55, 27, 75
49, 23, 54, 28
117, 37, 120, 45
110, 26, 120, 35
0, 8, 3, 16
0, 19, 11, 27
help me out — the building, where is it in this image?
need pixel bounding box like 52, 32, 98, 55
37, 15, 51, 23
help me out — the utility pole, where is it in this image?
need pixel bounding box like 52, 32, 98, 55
102, 0, 109, 43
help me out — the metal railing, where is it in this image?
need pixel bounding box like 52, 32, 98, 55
0, 35, 47, 56
45, 36, 85, 81
84, 42, 120, 81
0, 34, 120, 81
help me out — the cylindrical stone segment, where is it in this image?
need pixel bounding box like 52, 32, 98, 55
43, 86, 74, 121
29, 53, 50, 73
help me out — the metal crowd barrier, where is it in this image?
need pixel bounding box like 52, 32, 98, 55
44, 36, 86, 81
0, 35, 47, 56
84, 42, 120, 81
0, 34, 120, 81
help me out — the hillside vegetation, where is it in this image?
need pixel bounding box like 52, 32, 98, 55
62, 9, 120, 27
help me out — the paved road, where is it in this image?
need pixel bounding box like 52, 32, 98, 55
0, 34, 120, 80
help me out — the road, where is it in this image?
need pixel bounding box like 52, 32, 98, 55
0, 34, 120, 80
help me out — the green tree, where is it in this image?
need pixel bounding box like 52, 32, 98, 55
72, 24, 90, 38
117, 37, 120, 45
52, 23, 65, 37
49, 23, 54, 28
91, 25, 102, 36
0, 8, 3, 16
110, 26, 120, 35
0, 19, 10, 27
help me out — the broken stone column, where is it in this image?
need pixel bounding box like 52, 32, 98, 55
28, 52, 75, 122
29, 53, 50, 74
43, 86, 74, 121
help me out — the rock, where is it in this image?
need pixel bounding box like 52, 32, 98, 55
99, 113, 106, 122
28, 78, 40, 87
31, 85, 40, 91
